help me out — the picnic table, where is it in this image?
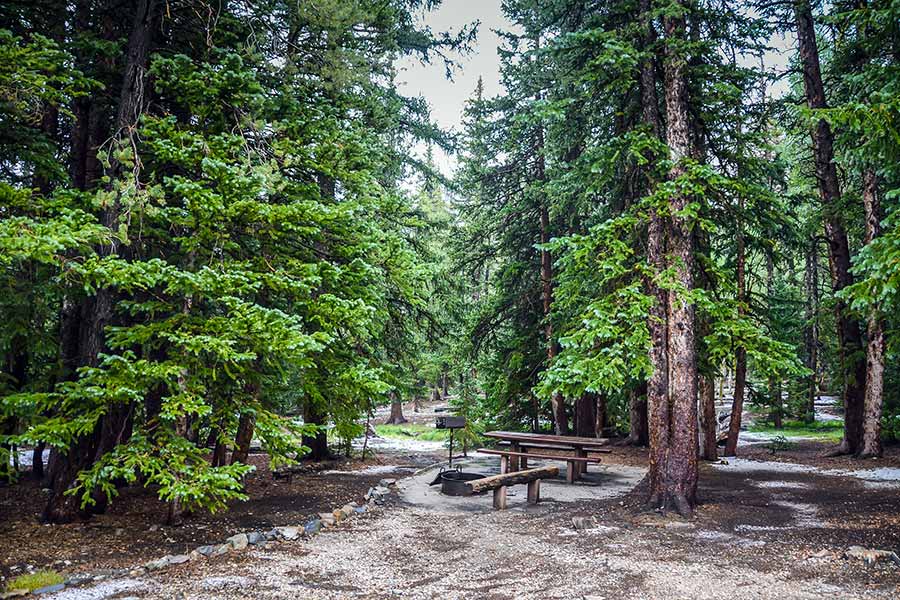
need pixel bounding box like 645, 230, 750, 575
482, 431, 611, 482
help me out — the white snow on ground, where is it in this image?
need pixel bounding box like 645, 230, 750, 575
320, 464, 418, 476
754, 480, 811, 489
351, 434, 446, 453
42, 578, 146, 600
8, 448, 48, 468
712, 458, 900, 488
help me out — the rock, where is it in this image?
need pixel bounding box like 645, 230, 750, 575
65, 574, 93, 586
354, 505, 368, 514
197, 544, 230, 557
332, 508, 345, 522
845, 546, 900, 566
247, 531, 267, 545
275, 526, 300, 540
304, 519, 323, 535
167, 554, 191, 565
379, 478, 397, 487
0, 590, 29, 599
33, 583, 66, 595
145, 556, 171, 571
227, 533, 249, 550
196, 545, 219, 557
264, 528, 279, 541
341, 504, 355, 517
572, 516, 597, 531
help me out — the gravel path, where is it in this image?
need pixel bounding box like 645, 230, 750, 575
42, 457, 900, 600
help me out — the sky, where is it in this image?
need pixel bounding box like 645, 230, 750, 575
396, 1, 511, 175
396, 1, 794, 177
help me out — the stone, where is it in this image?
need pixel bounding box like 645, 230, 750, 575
65, 574, 93, 586
167, 554, 191, 565
354, 504, 368, 514
341, 504, 355, 517
275, 526, 300, 540
226, 533, 249, 550
196, 545, 219, 557
379, 478, 397, 487
572, 516, 597, 530
33, 583, 66, 595
845, 546, 900, 566
264, 528, 279, 541
145, 556, 171, 571
332, 508, 345, 522
304, 519, 323, 535
247, 531, 267, 545
0, 590, 29, 599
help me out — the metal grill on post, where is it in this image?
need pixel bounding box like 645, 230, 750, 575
434, 415, 467, 466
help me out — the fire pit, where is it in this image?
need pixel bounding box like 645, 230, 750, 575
434, 466, 484, 496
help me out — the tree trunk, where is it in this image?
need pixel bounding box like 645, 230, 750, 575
794, 0, 866, 455
803, 236, 819, 423
859, 170, 884, 458
231, 412, 256, 465
384, 392, 407, 425
541, 203, 567, 435
766, 251, 783, 428
724, 199, 747, 457
302, 403, 330, 461
211, 433, 227, 467
651, 2, 699, 515
574, 393, 596, 438
699, 375, 717, 460
640, 0, 676, 509
625, 383, 649, 446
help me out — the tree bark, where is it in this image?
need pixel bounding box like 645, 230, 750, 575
766, 250, 783, 428
794, 0, 866, 455
640, 0, 675, 509
724, 198, 747, 457
384, 392, 407, 425
625, 383, 649, 446
699, 375, 717, 460
574, 393, 597, 438
859, 170, 884, 458
230, 412, 256, 465
302, 403, 330, 461
804, 236, 819, 423
650, 2, 699, 515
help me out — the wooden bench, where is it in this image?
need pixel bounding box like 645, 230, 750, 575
478, 448, 602, 484
466, 466, 559, 509
497, 441, 610, 477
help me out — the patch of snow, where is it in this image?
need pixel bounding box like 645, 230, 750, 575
320, 465, 417, 476
352, 435, 445, 453
735, 524, 791, 533
774, 501, 825, 528
712, 458, 900, 488
754, 480, 811, 490
42, 578, 146, 600
8, 448, 49, 468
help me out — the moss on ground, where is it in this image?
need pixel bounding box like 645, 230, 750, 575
4, 570, 65, 592
749, 419, 844, 441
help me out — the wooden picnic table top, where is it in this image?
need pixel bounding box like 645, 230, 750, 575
483, 431, 611, 448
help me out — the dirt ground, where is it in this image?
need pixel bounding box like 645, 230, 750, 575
2, 438, 896, 599
0, 450, 441, 582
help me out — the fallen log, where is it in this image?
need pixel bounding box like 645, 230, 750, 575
466, 466, 559, 494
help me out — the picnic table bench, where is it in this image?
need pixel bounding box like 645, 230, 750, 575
484, 431, 611, 481
478, 448, 602, 484
466, 465, 559, 509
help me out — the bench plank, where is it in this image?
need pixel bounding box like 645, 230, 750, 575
466, 466, 559, 494
478, 448, 601, 462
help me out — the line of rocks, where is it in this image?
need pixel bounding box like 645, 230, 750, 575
1, 479, 399, 599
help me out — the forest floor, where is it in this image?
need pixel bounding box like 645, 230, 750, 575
3, 404, 900, 598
